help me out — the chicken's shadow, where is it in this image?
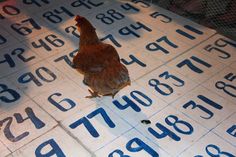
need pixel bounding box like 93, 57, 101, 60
0, 0, 155, 111
85, 88, 157, 154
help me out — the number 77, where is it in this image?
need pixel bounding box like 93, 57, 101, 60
69, 107, 115, 138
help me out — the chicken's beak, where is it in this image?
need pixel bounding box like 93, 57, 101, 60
75, 15, 83, 26
75, 15, 82, 21
75, 22, 79, 27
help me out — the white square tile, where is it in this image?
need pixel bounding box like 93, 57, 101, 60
11, 126, 91, 157
33, 3, 77, 29
99, 82, 168, 127
1, 1, 235, 156
130, 8, 179, 36
2, 15, 53, 42
47, 40, 133, 91
24, 30, 75, 59
230, 61, 236, 70
0, 141, 11, 157
125, 4, 191, 34
131, 3, 216, 46
7, 61, 68, 98
142, 32, 191, 62
152, 6, 216, 45
194, 34, 236, 66
135, 106, 208, 156
61, 104, 132, 152
0, 100, 57, 151
171, 20, 216, 47
203, 66, 236, 104
167, 49, 226, 83
136, 65, 197, 104
0, 43, 42, 78
33, 80, 97, 121
0, 28, 19, 49
1, 13, 35, 24
99, 29, 134, 50
0, 78, 29, 115
128, 0, 160, 13
47, 49, 88, 90
171, 86, 236, 130
101, 20, 155, 49
95, 128, 170, 157
51, 18, 81, 51
0, 0, 27, 20
179, 132, 236, 156
119, 47, 163, 81
213, 112, 236, 147
66, 0, 112, 18
20, 0, 66, 15
109, 1, 151, 16
84, 6, 136, 33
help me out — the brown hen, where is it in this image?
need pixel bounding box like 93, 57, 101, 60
73, 15, 131, 98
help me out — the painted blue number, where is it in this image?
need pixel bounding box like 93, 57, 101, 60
176, 25, 203, 40
183, 95, 222, 119
11, 18, 41, 36
0, 107, 45, 142
54, 49, 78, 68
69, 108, 115, 138
32, 34, 64, 51
43, 6, 74, 24
150, 12, 172, 23
146, 36, 177, 54
206, 144, 235, 157
126, 138, 159, 156
215, 81, 236, 98
121, 54, 146, 67
0, 84, 20, 103
71, 0, 104, 9
0, 34, 7, 45
177, 56, 211, 73
227, 125, 236, 137
23, 0, 50, 7
100, 34, 122, 48
48, 93, 76, 112
96, 9, 125, 25
113, 90, 152, 112
131, 0, 150, 8
108, 137, 159, 157
148, 115, 193, 141
18, 67, 57, 86
121, 3, 139, 12
35, 139, 66, 157
149, 79, 173, 96
119, 22, 152, 38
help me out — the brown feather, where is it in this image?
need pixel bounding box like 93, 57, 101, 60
73, 15, 131, 98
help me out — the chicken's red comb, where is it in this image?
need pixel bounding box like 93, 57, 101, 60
75, 15, 83, 22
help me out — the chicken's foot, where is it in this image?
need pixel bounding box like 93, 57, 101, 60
103, 91, 119, 99
86, 89, 100, 98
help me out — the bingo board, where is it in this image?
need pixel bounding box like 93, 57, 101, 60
0, 0, 236, 156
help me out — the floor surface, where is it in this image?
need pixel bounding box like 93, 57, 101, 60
0, 0, 236, 156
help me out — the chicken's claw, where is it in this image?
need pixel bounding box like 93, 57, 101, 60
103, 91, 119, 99
86, 89, 100, 98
